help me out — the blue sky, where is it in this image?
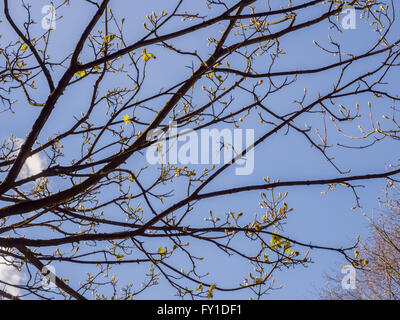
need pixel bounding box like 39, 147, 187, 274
0, 0, 398, 299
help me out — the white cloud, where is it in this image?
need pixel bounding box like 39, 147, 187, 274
12, 138, 46, 179
0, 136, 46, 298
0, 251, 22, 298
19, 150, 47, 179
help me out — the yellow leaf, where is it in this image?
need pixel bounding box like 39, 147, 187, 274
102, 34, 116, 43
123, 114, 130, 125
20, 44, 29, 51
141, 48, 156, 61
157, 247, 167, 255
206, 284, 216, 299
74, 70, 86, 78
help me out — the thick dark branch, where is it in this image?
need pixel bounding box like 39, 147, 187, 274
1, 167, 399, 247
70, 0, 110, 67
0, 288, 20, 300
197, 168, 400, 200
0, 1, 109, 196
221, 1, 354, 55
78, 0, 259, 70
213, 39, 400, 78
3, 0, 55, 91
15, 245, 87, 300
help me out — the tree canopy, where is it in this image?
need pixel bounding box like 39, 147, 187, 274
0, 0, 399, 300
322, 183, 400, 300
